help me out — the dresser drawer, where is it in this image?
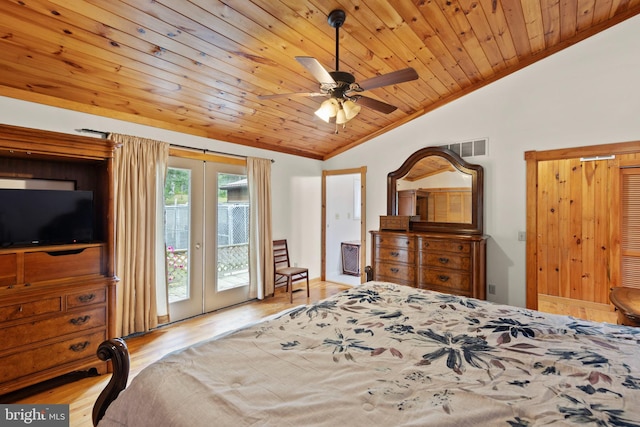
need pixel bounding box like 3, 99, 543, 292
375, 261, 415, 282
420, 239, 470, 254
0, 296, 62, 323
0, 330, 105, 384
0, 306, 106, 349
67, 287, 107, 308
373, 274, 414, 288
375, 246, 415, 264
0, 253, 17, 287
420, 252, 470, 271
374, 233, 415, 250
418, 269, 470, 293
24, 246, 103, 283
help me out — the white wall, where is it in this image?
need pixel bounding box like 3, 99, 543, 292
0, 97, 324, 279
326, 14, 640, 307
1, 14, 639, 306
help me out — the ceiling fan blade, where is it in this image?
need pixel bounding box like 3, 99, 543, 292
258, 92, 325, 100
356, 96, 398, 114
295, 56, 336, 84
356, 68, 419, 91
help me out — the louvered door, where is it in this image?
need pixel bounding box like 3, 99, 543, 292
621, 168, 640, 288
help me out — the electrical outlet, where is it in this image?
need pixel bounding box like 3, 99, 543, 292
488, 284, 496, 294
518, 231, 526, 241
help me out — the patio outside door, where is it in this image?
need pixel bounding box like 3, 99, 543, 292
164, 156, 250, 322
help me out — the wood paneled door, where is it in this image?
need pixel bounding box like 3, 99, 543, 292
525, 142, 640, 316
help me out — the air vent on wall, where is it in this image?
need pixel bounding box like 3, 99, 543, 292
440, 138, 488, 158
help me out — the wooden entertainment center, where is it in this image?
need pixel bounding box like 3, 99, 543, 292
0, 124, 118, 396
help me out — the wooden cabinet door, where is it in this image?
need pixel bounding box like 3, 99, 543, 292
397, 190, 416, 215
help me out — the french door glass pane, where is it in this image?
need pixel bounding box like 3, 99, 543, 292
164, 167, 191, 303
217, 173, 249, 291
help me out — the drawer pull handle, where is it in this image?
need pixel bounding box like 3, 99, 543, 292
458, 245, 463, 251
424, 242, 430, 247
438, 257, 449, 264
18, 305, 23, 313
69, 341, 90, 352
390, 268, 399, 273
46, 248, 86, 256
70, 315, 91, 326
78, 294, 96, 303
390, 251, 400, 257
438, 275, 450, 282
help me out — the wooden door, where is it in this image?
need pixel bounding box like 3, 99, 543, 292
621, 166, 640, 288
525, 142, 640, 317
535, 157, 613, 305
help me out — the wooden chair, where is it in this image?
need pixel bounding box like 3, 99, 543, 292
273, 239, 309, 303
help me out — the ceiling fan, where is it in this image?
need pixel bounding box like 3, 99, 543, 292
258, 9, 419, 128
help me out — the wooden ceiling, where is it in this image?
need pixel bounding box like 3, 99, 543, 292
0, 1, 638, 160
403, 155, 455, 181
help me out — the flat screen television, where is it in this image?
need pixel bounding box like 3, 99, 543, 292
0, 188, 95, 247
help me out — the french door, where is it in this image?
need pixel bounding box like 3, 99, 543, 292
164, 156, 250, 322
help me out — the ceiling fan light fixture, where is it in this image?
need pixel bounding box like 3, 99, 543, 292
342, 100, 361, 121
315, 98, 339, 122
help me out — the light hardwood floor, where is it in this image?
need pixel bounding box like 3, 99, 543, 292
11, 281, 350, 427
537, 293, 618, 324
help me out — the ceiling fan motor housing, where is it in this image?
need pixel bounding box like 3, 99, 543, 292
327, 9, 346, 28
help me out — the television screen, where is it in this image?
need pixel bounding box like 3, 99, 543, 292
0, 189, 94, 247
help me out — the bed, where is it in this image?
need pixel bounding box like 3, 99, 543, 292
94, 281, 640, 426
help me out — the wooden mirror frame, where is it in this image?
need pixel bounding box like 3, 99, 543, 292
387, 146, 484, 235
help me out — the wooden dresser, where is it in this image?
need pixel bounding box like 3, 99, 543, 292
0, 124, 117, 396
371, 230, 487, 299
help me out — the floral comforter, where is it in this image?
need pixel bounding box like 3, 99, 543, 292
99, 282, 640, 426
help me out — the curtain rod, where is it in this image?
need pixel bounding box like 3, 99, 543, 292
76, 129, 274, 162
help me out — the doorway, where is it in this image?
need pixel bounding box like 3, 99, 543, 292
164, 155, 250, 322
322, 167, 366, 286
525, 142, 640, 323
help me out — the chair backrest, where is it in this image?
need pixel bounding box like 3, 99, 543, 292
273, 239, 291, 270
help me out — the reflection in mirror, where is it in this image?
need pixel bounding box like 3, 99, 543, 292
387, 146, 483, 235
396, 156, 472, 223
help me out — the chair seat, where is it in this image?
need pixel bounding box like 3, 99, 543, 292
276, 266, 308, 275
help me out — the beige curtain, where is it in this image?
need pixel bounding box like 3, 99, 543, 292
247, 157, 273, 299
110, 133, 169, 337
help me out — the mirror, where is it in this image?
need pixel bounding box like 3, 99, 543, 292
387, 146, 484, 235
